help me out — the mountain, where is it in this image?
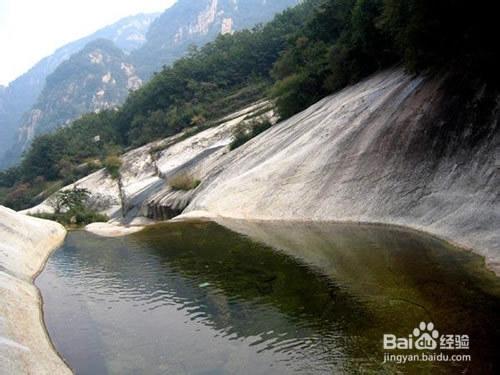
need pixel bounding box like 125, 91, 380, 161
14, 39, 141, 152
1, 1, 299, 169
23, 69, 499, 275
0, 0, 315, 212
0, 86, 7, 134
0, 85, 6, 112
132, 0, 300, 78
86, 13, 161, 53
0, 13, 157, 165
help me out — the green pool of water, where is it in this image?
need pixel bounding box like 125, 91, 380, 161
36, 220, 500, 374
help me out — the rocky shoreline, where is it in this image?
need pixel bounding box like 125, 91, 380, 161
0, 206, 71, 374
2, 65, 498, 370
24, 69, 500, 276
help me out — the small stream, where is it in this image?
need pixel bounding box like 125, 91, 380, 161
36, 220, 500, 374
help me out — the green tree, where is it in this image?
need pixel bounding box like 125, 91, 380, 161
49, 187, 91, 213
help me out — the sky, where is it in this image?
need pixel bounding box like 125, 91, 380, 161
0, 0, 176, 86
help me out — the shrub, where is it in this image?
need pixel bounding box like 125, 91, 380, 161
3, 183, 32, 210
40, 186, 108, 226
48, 187, 90, 213
84, 158, 102, 171
103, 155, 122, 179
33, 210, 108, 227
168, 173, 201, 191
230, 119, 273, 150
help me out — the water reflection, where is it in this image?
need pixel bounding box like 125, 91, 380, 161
36, 221, 500, 374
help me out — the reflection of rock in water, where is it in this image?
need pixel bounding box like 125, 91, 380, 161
185, 69, 499, 275
24, 68, 499, 275
38, 222, 500, 374
212, 219, 500, 373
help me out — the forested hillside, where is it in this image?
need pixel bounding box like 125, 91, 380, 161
131, 0, 299, 78
24, 40, 141, 139
1, 0, 497, 210
0, 0, 297, 170
271, 0, 498, 117
0, 13, 157, 163
0, 40, 143, 171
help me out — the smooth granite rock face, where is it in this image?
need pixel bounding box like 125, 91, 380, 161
23, 68, 499, 275
0, 206, 70, 374
184, 69, 499, 274
24, 100, 275, 223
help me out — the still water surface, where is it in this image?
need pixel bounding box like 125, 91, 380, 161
36, 220, 500, 374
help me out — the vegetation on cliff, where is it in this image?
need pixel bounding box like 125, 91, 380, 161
1, 0, 497, 211
33, 187, 108, 226
230, 119, 273, 150
272, 0, 497, 118
0, 1, 316, 210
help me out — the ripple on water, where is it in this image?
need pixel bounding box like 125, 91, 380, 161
36, 221, 500, 375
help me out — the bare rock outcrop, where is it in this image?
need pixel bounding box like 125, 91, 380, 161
0, 206, 70, 374
26, 100, 275, 223
184, 69, 499, 273
24, 68, 499, 274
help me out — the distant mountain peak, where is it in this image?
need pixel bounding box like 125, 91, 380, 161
14, 38, 142, 150
0, 12, 159, 168
133, 0, 299, 78
0, 0, 298, 169
91, 13, 160, 53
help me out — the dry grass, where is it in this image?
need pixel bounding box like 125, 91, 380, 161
168, 173, 201, 191
103, 155, 122, 179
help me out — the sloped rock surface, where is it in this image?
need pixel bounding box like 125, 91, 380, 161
0, 206, 69, 374
185, 69, 499, 273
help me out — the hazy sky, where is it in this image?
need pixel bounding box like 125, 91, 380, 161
0, 0, 176, 86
